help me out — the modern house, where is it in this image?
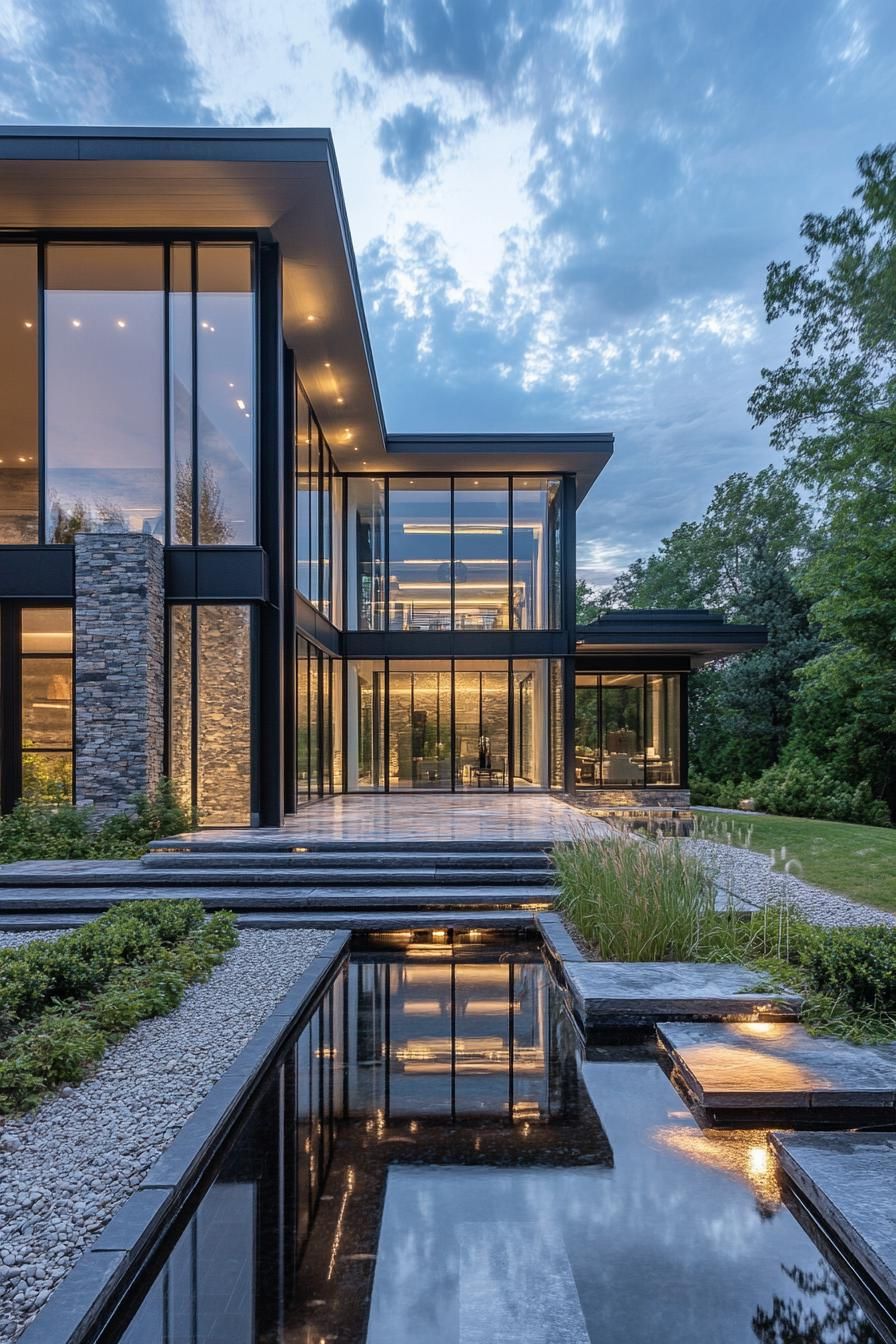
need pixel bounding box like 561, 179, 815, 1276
0, 127, 764, 827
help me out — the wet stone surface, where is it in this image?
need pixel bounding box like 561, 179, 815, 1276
659, 1020, 896, 1115
567, 961, 801, 1028
771, 1132, 896, 1306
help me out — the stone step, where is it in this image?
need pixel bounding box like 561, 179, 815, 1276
147, 836, 561, 855
0, 865, 555, 889
0, 884, 554, 914
140, 849, 553, 871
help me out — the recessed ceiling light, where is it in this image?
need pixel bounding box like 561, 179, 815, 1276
236, 399, 246, 410
337, 396, 344, 404
244, 412, 250, 418
324, 361, 331, 368
71, 319, 81, 328
353, 446, 359, 452
18, 455, 26, 462
228, 382, 235, 388
200, 320, 209, 329
307, 314, 317, 323
116, 319, 126, 328
23, 321, 33, 329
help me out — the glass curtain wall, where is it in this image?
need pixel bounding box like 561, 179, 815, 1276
388, 479, 451, 631
45, 245, 165, 541
453, 481, 510, 631
346, 478, 386, 630
0, 246, 38, 543
574, 673, 682, 788
341, 660, 558, 792
169, 606, 253, 825
387, 662, 452, 788
295, 379, 340, 624
0, 241, 256, 546
20, 608, 73, 802
347, 477, 563, 631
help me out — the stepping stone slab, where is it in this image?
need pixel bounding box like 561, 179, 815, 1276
658, 1020, 896, 1121
771, 1132, 896, 1312
565, 961, 801, 1030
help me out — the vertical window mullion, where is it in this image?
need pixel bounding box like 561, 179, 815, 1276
383, 658, 390, 792
382, 479, 390, 633
507, 477, 514, 632
450, 659, 456, 792
190, 244, 199, 547
36, 245, 46, 544
163, 245, 171, 546
449, 478, 455, 630
643, 674, 648, 790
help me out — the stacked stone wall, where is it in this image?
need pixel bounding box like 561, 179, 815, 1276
74, 533, 164, 818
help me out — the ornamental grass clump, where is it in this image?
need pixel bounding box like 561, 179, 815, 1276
552, 831, 719, 962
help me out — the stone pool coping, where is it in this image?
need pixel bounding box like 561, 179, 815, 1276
536, 912, 801, 1030
18, 931, 351, 1344
771, 1132, 896, 1325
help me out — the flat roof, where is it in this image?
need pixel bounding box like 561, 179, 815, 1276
576, 609, 767, 667
0, 126, 613, 495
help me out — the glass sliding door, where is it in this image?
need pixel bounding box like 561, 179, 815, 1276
454, 661, 509, 789
601, 674, 644, 787
388, 479, 451, 631
45, 245, 165, 541
387, 662, 451, 788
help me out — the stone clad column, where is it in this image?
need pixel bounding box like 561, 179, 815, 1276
74, 533, 165, 819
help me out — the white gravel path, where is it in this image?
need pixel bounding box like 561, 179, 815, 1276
683, 837, 896, 928
0, 927, 331, 1342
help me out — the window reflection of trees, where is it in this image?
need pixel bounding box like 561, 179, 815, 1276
752, 1262, 881, 1343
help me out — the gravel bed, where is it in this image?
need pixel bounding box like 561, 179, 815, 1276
0, 931, 67, 950
0, 927, 331, 1341
683, 838, 896, 928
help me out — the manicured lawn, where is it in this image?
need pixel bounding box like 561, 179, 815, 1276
694, 809, 896, 912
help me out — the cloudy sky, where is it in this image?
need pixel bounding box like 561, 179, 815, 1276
1, 0, 893, 585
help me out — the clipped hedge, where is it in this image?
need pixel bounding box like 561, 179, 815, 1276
0, 900, 237, 1113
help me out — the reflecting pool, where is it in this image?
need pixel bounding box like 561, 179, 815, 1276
111, 934, 888, 1344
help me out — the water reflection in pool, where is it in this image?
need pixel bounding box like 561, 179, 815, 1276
113, 934, 886, 1344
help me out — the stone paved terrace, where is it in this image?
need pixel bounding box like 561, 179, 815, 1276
563, 961, 801, 1030
163, 794, 615, 848
658, 1020, 896, 1123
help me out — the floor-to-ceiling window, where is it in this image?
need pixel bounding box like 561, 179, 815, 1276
574, 673, 682, 789
346, 660, 385, 790
45, 245, 165, 541
454, 661, 510, 787
346, 476, 563, 632
169, 605, 253, 825
20, 608, 73, 803
388, 480, 451, 631
296, 379, 341, 625
387, 662, 451, 788
0, 246, 39, 544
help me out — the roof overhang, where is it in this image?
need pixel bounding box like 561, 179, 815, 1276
386, 433, 613, 504
576, 609, 768, 668
0, 125, 387, 467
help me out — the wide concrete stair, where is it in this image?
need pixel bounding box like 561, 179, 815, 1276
0, 838, 557, 916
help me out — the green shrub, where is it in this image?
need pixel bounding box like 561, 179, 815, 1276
0, 778, 194, 865
796, 925, 896, 1014
689, 773, 759, 809
0, 900, 238, 1111
753, 749, 891, 827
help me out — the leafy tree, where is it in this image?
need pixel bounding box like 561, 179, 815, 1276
750, 143, 896, 812
575, 577, 602, 624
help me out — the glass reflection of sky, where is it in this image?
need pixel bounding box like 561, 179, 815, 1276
366, 1059, 882, 1344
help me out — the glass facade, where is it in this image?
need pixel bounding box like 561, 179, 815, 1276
0, 240, 256, 547
574, 672, 682, 789
346, 476, 386, 630
45, 245, 166, 541
296, 380, 340, 623
347, 476, 563, 631
0, 246, 38, 544
388, 479, 451, 630
340, 660, 561, 792
20, 608, 73, 802
169, 606, 253, 826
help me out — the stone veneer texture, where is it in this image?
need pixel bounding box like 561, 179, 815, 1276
74, 532, 165, 818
